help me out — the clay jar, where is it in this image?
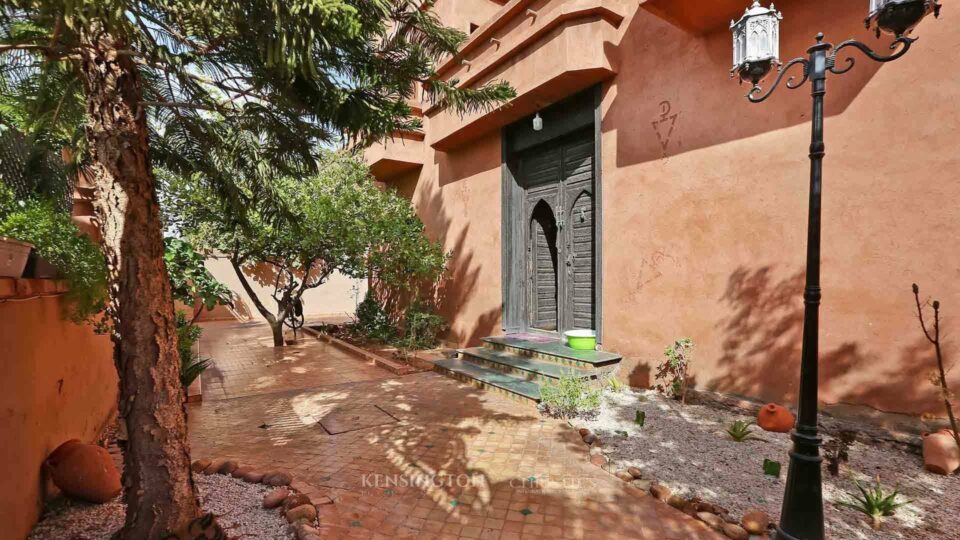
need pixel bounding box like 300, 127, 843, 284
922, 429, 960, 475
46, 439, 122, 503
757, 403, 795, 433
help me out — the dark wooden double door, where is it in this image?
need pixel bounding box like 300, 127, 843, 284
518, 130, 596, 333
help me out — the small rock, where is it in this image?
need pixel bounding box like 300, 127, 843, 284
615, 471, 634, 482
285, 504, 318, 524
649, 484, 671, 501
218, 460, 239, 475
627, 466, 643, 479
667, 495, 685, 509
296, 523, 322, 540
230, 467, 251, 478
582, 433, 598, 445
242, 470, 265, 483
741, 510, 770, 535
203, 459, 227, 475
589, 446, 604, 457
263, 488, 290, 509
632, 479, 652, 492
589, 454, 607, 467
578, 428, 591, 438
697, 512, 724, 530
191, 459, 211, 473
722, 523, 749, 540
682, 501, 700, 517
264, 472, 293, 486
696, 502, 719, 514
283, 493, 312, 511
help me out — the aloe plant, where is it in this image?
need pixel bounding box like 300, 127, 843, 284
727, 420, 755, 442
836, 477, 911, 530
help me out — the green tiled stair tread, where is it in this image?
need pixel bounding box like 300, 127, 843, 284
434, 358, 542, 401
459, 347, 594, 380
482, 336, 621, 365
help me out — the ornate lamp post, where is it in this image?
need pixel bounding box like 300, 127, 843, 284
730, 2, 940, 539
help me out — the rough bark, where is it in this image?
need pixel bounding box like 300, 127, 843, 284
77, 30, 200, 538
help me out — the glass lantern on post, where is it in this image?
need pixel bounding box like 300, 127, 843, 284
866, 0, 941, 38
731, 1, 783, 86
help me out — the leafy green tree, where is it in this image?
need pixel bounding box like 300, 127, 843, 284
164, 237, 232, 324
166, 151, 447, 347
1, 2, 512, 536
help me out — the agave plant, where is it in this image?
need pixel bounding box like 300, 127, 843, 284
727, 420, 755, 442
836, 476, 911, 530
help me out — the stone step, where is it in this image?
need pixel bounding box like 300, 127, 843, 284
434, 358, 541, 402
458, 347, 594, 384
481, 335, 622, 370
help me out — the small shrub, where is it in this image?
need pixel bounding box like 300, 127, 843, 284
727, 420, 755, 442
824, 430, 857, 477
836, 477, 910, 530
763, 459, 782, 478
606, 374, 626, 393
398, 301, 445, 350
540, 374, 602, 419
353, 292, 396, 343
176, 311, 210, 389
655, 338, 694, 404
635, 410, 646, 427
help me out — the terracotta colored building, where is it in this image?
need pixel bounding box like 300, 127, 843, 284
366, 0, 959, 417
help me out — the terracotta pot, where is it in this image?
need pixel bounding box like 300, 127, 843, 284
922, 429, 960, 475
757, 403, 795, 433
46, 440, 121, 503
0, 237, 32, 278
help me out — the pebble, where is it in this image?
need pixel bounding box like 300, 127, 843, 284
667, 495, 685, 509
583, 433, 598, 445
649, 484, 671, 501
723, 523, 750, 540
741, 510, 770, 535
285, 504, 317, 524
264, 472, 294, 487
615, 471, 634, 482
590, 454, 607, 467
578, 428, 591, 438
627, 466, 643, 479
697, 512, 725, 530
231, 467, 251, 478
191, 459, 212, 473
283, 494, 312, 511
243, 470, 266, 483
203, 459, 227, 475
632, 479, 652, 492
263, 488, 291, 509
218, 461, 240, 475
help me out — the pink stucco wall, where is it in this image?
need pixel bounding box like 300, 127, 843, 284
378, 0, 959, 417
0, 280, 117, 539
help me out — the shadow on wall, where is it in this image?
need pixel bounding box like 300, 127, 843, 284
412, 174, 502, 347
609, 0, 898, 167
707, 266, 949, 415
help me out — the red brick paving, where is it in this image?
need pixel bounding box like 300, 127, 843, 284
188, 321, 721, 539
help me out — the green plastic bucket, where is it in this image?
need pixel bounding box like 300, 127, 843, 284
564, 330, 597, 351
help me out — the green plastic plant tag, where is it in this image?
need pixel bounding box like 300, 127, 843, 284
763, 459, 782, 478
635, 410, 646, 427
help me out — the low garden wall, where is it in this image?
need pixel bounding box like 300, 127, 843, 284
0, 278, 117, 540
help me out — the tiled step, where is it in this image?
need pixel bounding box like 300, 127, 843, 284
458, 347, 594, 384
482, 335, 622, 370
434, 358, 541, 402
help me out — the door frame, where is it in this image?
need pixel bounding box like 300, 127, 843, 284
501, 85, 604, 343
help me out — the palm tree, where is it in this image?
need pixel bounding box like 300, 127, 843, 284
0, 2, 513, 537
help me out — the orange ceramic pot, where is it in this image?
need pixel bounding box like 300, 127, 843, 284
46, 439, 122, 503
757, 403, 795, 433
922, 429, 960, 475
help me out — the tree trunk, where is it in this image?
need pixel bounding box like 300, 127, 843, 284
270, 320, 285, 347
78, 30, 200, 538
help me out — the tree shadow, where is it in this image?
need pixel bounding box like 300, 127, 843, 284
709, 266, 954, 417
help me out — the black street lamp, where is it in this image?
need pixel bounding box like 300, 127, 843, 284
730, 1, 941, 539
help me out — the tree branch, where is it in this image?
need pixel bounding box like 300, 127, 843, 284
230, 256, 276, 324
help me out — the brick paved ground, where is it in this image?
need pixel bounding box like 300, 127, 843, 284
189, 321, 721, 539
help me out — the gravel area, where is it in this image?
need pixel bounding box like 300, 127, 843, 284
576, 389, 959, 540
29, 474, 296, 539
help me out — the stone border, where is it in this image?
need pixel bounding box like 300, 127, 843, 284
190, 459, 329, 540
575, 427, 770, 540
301, 326, 418, 376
